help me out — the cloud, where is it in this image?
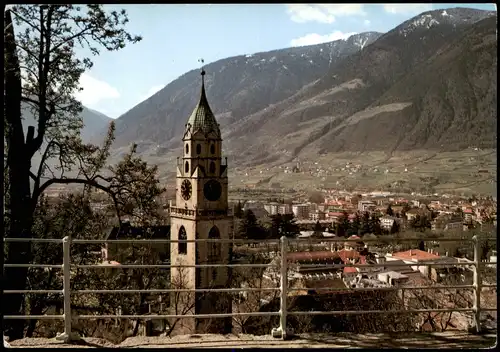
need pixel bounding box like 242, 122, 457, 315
291, 30, 357, 47
139, 84, 164, 102
19, 70, 120, 110
363, 19, 371, 27
74, 73, 120, 107
286, 4, 366, 24
382, 4, 433, 15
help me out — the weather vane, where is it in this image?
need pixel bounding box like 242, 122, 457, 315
198, 58, 205, 75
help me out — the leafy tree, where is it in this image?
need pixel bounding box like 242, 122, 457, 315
390, 220, 400, 234
312, 220, 323, 237
337, 211, 350, 237
239, 209, 258, 236
348, 213, 361, 236
361, 211, 371, 235
268, 213, 299, 238
238, 209, 267, 240
334, 221, 344, 238
308, 191, 324, 204
401, 203, 411, 217
3, 5, 147, 339
280, 213, 300, 238
410, 215, 432, 232
234, 201, 244, 218
22, 190, 168, 341
480, 239, 494, 261
369, 214, 382, 236
386, 204, 394, 216
268, 214, 282, 239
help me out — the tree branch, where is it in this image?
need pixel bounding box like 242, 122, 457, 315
50, 25, 92, 53
28, 6, 55, 158
29, 171, 37, 181
32, 140, 58, 206
9, 8, 42, 34
35, 175, 126, 227
35, 177, 108, 202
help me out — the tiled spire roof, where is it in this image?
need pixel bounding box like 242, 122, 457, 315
186, 69, 221, 138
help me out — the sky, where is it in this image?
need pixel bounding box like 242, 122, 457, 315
55, 4, 497, 118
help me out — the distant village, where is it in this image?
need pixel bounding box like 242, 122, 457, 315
240, 190, 497, 233
42, 184, 497, 237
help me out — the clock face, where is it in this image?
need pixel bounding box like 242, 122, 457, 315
203, 180, 222, 201
181, 179, 192, 201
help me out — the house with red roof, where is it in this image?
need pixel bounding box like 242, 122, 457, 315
387, 249, 448, 278
327, 212, 345, 221
344, 235, 365, 251
463, 209, 473, 223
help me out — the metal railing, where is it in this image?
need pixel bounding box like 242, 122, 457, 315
3, 234, 497, 342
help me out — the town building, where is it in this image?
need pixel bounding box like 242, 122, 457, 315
169, 68, 232, 334
379, 215, 402, 231
278, 203, 293, 215
358, 200, 375, 213
431, 214, 463, 232
463, 209, 473, 223
264, 202, 279, 215
405, 209, 420, 221
327, 212, 345, 222
386, 249, 455, 279
292, 204, 310, 219
309, 210, 326, 221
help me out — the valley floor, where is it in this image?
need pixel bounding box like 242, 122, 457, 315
226, 149, 497, 196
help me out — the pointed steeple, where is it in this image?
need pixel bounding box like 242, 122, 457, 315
185, 62, 221, 139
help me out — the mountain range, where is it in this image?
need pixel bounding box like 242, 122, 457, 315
21, 104, 112, 177
22, 104, 112, 143
101, 8, 497, 170
106, 32, 382, 152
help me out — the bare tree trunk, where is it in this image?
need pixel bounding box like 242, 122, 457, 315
4, 170, 35, 340
4, 8, 35, 341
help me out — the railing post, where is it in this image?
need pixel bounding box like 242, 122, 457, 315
271, 236, 290, 339
56, 236, 80, 343
472, 234, 482, 334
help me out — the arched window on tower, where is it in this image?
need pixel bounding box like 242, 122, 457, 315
210, 144, 215, 155
196, 144, 202, 155
178, 226, 187, 254
185, 161, 189, 174
185, 143, 189, 154
208, 226, 221, 263
209, 161, 216, 174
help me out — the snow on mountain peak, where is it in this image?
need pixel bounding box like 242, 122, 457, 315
399, 14, 441, 37
354, 37, 369, 50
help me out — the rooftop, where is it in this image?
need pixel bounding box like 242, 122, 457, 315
337, 249, 362, 263
287, 251, 339, 262
391, 249, 441, 262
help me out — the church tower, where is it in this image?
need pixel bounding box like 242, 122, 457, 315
169, 67, 232, 334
